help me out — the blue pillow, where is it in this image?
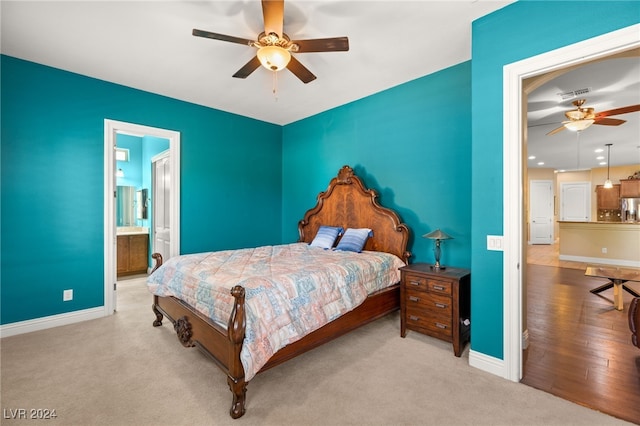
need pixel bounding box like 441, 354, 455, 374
335, 228, 373, 253
310, 226, 344, 249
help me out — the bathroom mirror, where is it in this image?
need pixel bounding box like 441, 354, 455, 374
116, 185, 136, 226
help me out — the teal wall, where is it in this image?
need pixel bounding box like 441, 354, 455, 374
470, 1, 640, 358
282, 62, 472, 268
1, 55, 282, 325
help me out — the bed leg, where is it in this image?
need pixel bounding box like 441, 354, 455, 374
227, 376, 247, 419
152, 296, 163, 327
227, 285, 247, 418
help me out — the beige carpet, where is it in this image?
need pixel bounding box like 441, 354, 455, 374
1, 278, 631, 426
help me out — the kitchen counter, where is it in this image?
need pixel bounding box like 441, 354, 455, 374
558, 221, 640, 267
558, 221, 639, 224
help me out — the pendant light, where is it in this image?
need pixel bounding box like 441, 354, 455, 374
603, 143, 613, 189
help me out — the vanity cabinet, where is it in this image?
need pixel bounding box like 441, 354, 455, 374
117, 234, 149, 277
596, 184, 620, 209
620, 179, 640, 198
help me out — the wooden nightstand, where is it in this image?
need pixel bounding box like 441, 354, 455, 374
400, 263, 470, 357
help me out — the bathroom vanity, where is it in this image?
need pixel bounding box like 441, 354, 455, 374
117, 227, 149, 277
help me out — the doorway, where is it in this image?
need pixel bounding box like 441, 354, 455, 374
502, 24, 640, 382
104, 119, 181, 316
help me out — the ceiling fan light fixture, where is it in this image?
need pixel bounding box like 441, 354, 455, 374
257, 45, 291, 71
564, 119, 594, 132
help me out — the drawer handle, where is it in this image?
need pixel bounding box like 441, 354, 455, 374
435, 302, 448, 309
409, 280, 421, 286
409, 296, 420, 302
409, 315, 420, 321
435, 323, 448, 329
433, 285, 446, 291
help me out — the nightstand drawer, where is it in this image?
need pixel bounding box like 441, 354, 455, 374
406, 307, 452, 338
426, 279, 451, 296
404, 273, 428, 291
405, 290, 452, 315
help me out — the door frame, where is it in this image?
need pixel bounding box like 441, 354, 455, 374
104, 119, 181, 315
502, 24, 639, 382
151, 149, 170, 261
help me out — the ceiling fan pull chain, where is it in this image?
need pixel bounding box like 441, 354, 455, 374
272, 70, 279, 101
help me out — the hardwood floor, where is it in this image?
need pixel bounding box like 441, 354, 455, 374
523, 246, 640, 424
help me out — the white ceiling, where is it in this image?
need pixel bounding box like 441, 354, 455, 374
527, 53, 640, 171
2, 1, 638, 171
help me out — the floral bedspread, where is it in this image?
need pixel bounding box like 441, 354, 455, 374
147, 243, 405, 380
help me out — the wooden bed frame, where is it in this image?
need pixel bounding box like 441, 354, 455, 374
150, 165, 410, 418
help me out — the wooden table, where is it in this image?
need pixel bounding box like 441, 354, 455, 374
585, 265, 640, 311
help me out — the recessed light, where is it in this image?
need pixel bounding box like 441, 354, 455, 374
558, 169, 566, 173
596, 156, 604, 160
594, 148, 604, 153
599, 161, 607, 165
528, 155, 536, 160
537, 162, 544, 166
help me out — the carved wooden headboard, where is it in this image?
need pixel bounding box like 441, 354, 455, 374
298, 165, 411, 263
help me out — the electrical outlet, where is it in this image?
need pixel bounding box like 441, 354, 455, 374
63, 289, 73, 301
602, 247, 607, 254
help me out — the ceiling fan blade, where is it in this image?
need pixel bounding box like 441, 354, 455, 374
596, 104, 640, 118
546, 125, 566, 136
232, 56, 262, 79
287, 56, 316, 84
292, 37, 350, 53
192, 29, 254, 46
594, 117, 626, 126
262, 0, 284, 38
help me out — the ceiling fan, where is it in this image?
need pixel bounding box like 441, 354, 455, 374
547, 98, 640, 135
192, 0, 349, 84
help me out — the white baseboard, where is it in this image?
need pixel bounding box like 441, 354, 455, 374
0, 307, 105, 338
469, 349, 506, 378
558, 255, 640, 268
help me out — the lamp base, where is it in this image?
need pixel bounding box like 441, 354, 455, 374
430, 265, 446, 271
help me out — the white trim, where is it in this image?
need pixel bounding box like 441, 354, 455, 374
469, 350, 504, 378
0, 307, 104, 338
558, 255, 640, 268
501, 24, 640, 382
104, 120, 181, 317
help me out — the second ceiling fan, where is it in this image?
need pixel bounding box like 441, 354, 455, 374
193, 0, 349, 84
547, 98, 640, 135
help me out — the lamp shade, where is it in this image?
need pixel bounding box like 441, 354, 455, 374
423, 229, 453, 240
257, 46, 291, 71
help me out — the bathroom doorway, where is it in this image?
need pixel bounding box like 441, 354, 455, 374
104, 119, 180, 315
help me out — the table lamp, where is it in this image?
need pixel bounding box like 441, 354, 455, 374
423, 229, 453, 270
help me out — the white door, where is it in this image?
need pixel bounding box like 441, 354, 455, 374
152, 151, 171, 264
530, 180, 553, 244
560, 182, 591, 222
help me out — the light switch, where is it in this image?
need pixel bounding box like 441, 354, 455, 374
487, 235, 504, 251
